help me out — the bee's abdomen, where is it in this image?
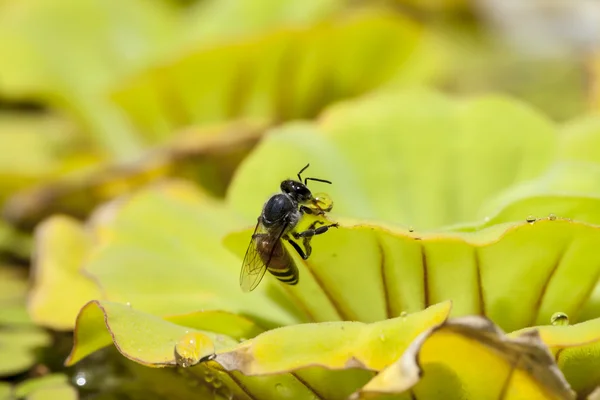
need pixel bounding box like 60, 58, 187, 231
268, 264, 298, 285
258, 240, 299, 286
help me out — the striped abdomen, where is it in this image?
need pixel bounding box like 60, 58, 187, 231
257, 239, 299, 285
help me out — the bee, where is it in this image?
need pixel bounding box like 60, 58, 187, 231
240, 164, 338, 292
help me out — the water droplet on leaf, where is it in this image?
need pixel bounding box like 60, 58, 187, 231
174, 332, 215, 368
204, 369, 215, 383
311, 192, 333, 213
275, 383, 290, 395
400, 311, 408, 318
526, 215, 536, 224
551, 312, 569, 326
548, 213, 557, 221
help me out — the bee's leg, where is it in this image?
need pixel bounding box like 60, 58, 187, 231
293, 221, 339, 239
299, 205, 324, 216
284, 237, 308, 260
292, 221, 339, 258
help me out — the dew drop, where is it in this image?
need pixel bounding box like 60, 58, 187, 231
400, 311, 408, 318
312, 192, 334, 213
526, 215, 536, 224
174, 332, 215, 368
548, 213, 557, 221
408, 226, 414, 233
204, 369, 215, 384
551, 312, 569, 326
213, 378, 223, 389
275, 382, 290, 395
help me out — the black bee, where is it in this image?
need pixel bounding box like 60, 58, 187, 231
240, 164, 338, 292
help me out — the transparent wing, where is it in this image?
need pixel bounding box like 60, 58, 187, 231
240, 219, 269, 292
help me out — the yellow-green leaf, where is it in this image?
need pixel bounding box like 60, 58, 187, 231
475, 162, 600, 229
2, 120, 264, 229
182, 0, 345, 44
0, 382, 11, 399
0, 112, 79, 204
166, 310, 264, 341
67, 300, 232, 366
215, 302, 450, 375
67, 300, 319, 399
110, 12, 422, 139
14, 374, 76, 400
0, 265, 31, 326
559, 114, 600, 164
0, 265, 50, 377
226, 218, 600, 331
356, 316, 574, 399
0, 328, 50, 376
0, 0, 177, 155
29, 215, 102, 330
511, 317, 600, 397
227, 90, 556, 229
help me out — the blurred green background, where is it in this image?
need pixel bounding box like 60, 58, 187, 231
1, 0, 600, 398
0, 0, 597, 234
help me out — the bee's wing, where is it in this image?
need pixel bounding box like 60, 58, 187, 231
240, 219, 269, 292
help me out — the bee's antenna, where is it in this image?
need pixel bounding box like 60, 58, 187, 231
297, 163, 310, 182
298, 163, 332, 185
305, 177, 332, 185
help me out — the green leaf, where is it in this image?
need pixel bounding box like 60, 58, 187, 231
110, 11, 422, 139
0, 0, 178, 155
29, 215, 102, 330
67, 300, 325, 399
227, 90, 556, 229
511, 317, 600, 397
166, 310, 264, 341
216, 302, 450, 374
14, 374, 77, 400
226, 218, 600, 331
559, 114, 600, 164
0, 265, 51, 380
67, 300, 235, 366
356, 316, 574, 400
0, 265, 31, 326
0, 328, 50, 376
182, 0, 346, 44
0, 112, 77, 203
0, 382, 11, 399
2, 120, 264, 229
473, 162, 600, 229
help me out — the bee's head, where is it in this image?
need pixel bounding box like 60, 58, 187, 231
281, 179, 312, 202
